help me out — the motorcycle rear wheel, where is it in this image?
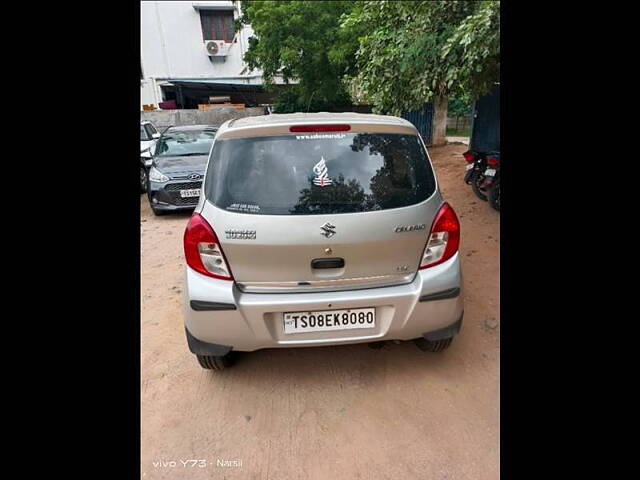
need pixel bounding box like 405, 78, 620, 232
489, 183, 500, 211
471, 176, 488, 201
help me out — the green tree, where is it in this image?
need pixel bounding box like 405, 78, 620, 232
448, 95, 473, 118
341, 1, 500, 115
236, 1, 358, 113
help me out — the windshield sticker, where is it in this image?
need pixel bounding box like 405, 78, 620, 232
227, 203, 261, 213
295, 133, 346, 140
312, 157, 333, 187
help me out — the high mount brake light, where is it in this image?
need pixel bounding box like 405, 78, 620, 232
289, 124, 351, 132
419, 203, 460, 269
463, 151, 475, 163
183, 213, 233, 280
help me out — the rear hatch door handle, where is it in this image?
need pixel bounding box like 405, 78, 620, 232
311, 257, 345, 269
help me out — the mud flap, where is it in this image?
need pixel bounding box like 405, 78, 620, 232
422, 312, 464, 342
185, 327, 233, 357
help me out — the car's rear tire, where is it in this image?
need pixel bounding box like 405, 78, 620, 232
471, 176, 488, 201
196, 353, 234, 370
489, 183, 500, 211
414, 337, 453, 353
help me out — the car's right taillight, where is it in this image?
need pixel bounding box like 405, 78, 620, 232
419, 203, 460, 269
183, 213, 233, 280
463, 151, 475, 163
487, 155, 499, 166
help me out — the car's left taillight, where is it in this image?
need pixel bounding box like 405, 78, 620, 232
419, 202, 460, 269
184, 213, 233, 280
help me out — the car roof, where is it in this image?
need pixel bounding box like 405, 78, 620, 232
217, 112, 417, 139
165, 124, 218, 133
228, 112, 411, 128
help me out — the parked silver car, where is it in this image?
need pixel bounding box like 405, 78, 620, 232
182, 113, 463, 370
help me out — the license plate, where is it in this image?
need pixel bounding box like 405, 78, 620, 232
465, 164, 474, 171
484, 168, 496, 176
180, 189, 200, 198
283, 307, 375, 334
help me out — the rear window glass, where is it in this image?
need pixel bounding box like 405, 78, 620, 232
205, 132, 436, 215
155, 129, 216, 157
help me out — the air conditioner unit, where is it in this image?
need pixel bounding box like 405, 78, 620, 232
204, 40, 230, 57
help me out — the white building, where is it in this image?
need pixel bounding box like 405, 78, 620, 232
141, 1, 278, 110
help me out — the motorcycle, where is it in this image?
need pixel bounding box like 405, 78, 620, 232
488, 171, 499, 211
463, 150, 500, 211
463, 150, 481, 184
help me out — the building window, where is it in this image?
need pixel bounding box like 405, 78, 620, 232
199, 10, 235, 43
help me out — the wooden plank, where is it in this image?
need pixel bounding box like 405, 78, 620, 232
198, 103, 246, 110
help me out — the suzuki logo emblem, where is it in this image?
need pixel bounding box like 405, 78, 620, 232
320, 222, 336, 238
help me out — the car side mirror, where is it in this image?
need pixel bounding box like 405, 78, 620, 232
152, 132, 161, 139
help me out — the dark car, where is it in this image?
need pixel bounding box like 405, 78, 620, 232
147, 125, 217, 215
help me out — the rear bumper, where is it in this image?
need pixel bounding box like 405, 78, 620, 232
183, 253, 463, 352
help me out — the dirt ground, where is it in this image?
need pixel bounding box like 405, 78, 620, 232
141, 143, 499, 479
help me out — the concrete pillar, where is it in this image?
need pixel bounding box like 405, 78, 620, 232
431, 95, 448, 146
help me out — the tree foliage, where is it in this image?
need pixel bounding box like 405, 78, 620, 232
448, 95, 473, 117
341, 1, 500, 114
236, 1, 500, 115
236, 1, 357, 112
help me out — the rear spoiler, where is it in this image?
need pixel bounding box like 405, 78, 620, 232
217, 122, 417, 140
157, 125, 218, 135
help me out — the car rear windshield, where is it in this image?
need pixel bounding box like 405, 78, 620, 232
205, 132, 436, 215
155, 129, 216, 157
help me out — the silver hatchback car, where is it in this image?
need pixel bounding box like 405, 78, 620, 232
182, 113, 463, 370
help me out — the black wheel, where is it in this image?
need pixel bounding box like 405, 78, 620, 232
196, 353, 234, 370
489, 182, 500, 211
140, 167, 147, 193
414, 337, 453, 353
471, 175, 488, 201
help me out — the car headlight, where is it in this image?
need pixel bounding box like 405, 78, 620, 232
149, 166, 170, 183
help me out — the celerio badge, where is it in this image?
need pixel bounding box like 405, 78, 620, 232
394, 224, 426, 233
